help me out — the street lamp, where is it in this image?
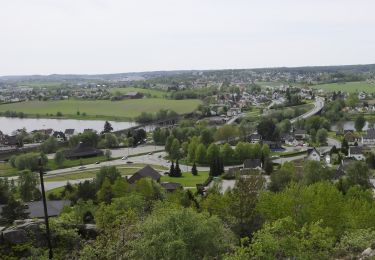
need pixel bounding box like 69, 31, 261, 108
38, 158, 53, 259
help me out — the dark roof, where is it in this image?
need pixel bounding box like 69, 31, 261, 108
307, 147, 320, 157
67, 142, 103, 158
335, 158, 356, 179
127, 165, 162, 184
0, 200, 70, 218
160, 182, 182, 191
364, 129, 375, 140
53, 131, 66, 139
294, 129, 306, 135
4, 135, 18, 146
243, 159, 262, 169
64, 129, 75, 135
249, 134, 262, 140
349, 146, 363, 155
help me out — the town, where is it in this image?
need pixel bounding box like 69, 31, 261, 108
1, 64, 375, 258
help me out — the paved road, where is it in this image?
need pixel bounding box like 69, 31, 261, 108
290, 97, 324, 124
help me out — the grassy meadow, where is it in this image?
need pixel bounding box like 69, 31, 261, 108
0, 98, 202, 121
311, 81, 375, 93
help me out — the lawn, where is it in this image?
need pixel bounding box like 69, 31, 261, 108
161, 171, 209, 187
0, 163, 18, 177
110, 87, 168, 98
0, 98, 202, 121
311, 82, 375, 93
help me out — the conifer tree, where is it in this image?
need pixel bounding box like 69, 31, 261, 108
191, 162, 198, 176
169, 161, 175, 177
175, 160, 182, 177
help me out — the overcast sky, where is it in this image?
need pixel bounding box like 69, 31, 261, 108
1, 0, 375, 75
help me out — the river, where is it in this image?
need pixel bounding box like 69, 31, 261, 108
0, 117, 137, 135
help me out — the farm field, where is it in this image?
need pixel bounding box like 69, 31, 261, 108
311, 81, 375, 93
110, 87, 168, 98
0, 98, 202, 121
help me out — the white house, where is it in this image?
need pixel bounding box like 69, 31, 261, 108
362, 129, 375, 145
305, 148, 321, 161
348, 146, 365, 161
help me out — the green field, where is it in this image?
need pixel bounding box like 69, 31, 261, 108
0, 163, 18, 177
110, 87, 168, 98
0, 98, 202, 121
161, 171, 208, 187
311, 82, 375, 93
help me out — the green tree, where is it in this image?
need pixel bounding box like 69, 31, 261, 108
355, 114, 366, 132
130, 203, 235, 259
103, 120, 113, 133
195, 144, 207, 164
175, 160, 182, 177
169, 161, 175, 177
346, 161, 371, 190
40, 136, 59, 154
104, 149, 112, 160
220, 143, 234, 164
0, 196, 29, 224
54, 149, 66, 168
214, 125, 239, 142
206, 143, 220, 163
191, 162, 198, 176
18, 170, 40, 202
246, 217, 334, 259
169, 139, 181, 160
316, 128, 328, 145
97, 178, 114, 204
95, 166, 121, 188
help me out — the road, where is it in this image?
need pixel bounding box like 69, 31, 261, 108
290, 97, 324, 124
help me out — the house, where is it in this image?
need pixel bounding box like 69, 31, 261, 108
0, 200, 70, 218
281, 133, 297, 146
362, 129, 375, 145
348, 146, 365, 161
305, 147, 320, 161
160, 182, 182, 192
66, 142, 103, 159
53, 131, 66, 142
127, 165, 161, 184
294, 129, 307, 140
243, 159, 262, 170
123, 92, 144, 99
249, 133, 262, 144
344, 130, 361, 145
3, 135, 19, 147
64, 129, 75, 140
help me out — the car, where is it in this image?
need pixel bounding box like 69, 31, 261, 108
121, 156, 128, 160
78, 166, 86, 170
126, 161, 134, 164
95, 161, 100, 165
158, 155, 162, 158
148, 152, 153, 155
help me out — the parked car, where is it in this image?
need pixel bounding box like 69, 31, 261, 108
78, 166, 86, 170
126, 161, 134, 164
122, 156, 128, 160
95, 161, 100, 165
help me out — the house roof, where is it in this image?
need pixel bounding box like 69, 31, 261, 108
249, 133, 262, 140
349, 146, 363, 155
67, 142, 103, 158
243, 159, 262, 169
0, 200, 70, 218
307, 147, 320, 157
127, 165, 162, 184
294, 129, 306, 135
364, 129, 375, 140
53, 131, 66, 139
64, 129, 75, 135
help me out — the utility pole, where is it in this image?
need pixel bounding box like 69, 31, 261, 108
39, 158, 53, 259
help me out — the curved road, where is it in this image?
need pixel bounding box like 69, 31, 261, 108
290, 97, 324, 124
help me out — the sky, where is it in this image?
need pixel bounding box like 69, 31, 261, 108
1, 0, 375, 75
